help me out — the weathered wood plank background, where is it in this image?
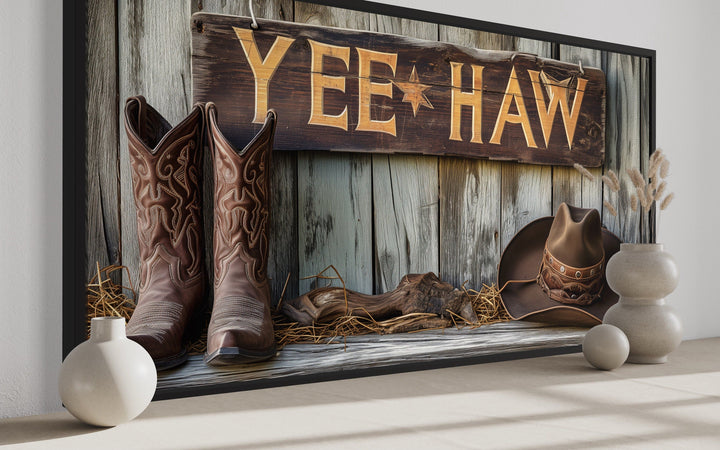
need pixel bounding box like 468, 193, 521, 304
84, 0, 653, 395
86, 0, 120, 284
86, 0, 652, 307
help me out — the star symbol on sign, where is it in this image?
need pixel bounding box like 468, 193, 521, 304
392, 65, 434, 117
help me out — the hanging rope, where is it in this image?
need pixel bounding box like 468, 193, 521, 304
249, 0, 259, 29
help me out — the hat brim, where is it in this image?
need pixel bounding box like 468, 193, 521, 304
498, 217, 622, 327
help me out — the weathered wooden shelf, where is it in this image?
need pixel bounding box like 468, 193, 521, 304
156, 321, 587, 398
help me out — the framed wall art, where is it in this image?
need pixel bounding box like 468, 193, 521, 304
63, 0, 656, 400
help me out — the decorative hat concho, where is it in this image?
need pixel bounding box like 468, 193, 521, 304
536, 245, 605, 306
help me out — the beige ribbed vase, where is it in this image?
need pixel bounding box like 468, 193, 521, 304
603, 243, 682, 364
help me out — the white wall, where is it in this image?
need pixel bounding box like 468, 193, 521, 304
0, 0, 63, 418
1, 0, 718, 418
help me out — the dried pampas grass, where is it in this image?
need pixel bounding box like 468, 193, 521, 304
601, 170, 621, 216
660, 192, 675, 210
654, 181, 667, 201
636, 186, 649, 210
649, 173, 659, 192
646, 185, 655, 206
649, 153, 665, 178
609, 150, 674, 215
607, 170, 620, 191
628, 168, 646, 190
603, 200, 618, 217
601, 174, 613, 190
602, 170, 620, 193
573, 163, 596, 181
660, 159, 670, 178
650, 148, 664, 165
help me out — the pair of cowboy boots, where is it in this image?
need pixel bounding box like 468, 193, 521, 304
123, 96, 276, 369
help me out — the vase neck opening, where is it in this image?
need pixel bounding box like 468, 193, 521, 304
90, 317, 127, 341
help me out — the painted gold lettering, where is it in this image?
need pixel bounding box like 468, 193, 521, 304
490, 66, 537, 148
233, 27, 295, 123
528, 70, 587, 149
449, 62, 484, 143
308, 39, 350, 131
356, 48, 397, 136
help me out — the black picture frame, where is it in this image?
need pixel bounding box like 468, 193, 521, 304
63, 0, 655, 400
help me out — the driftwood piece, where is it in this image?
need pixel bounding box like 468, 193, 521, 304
281, 272, 478, 326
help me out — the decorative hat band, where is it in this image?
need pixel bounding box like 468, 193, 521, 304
537, 246, 605, 306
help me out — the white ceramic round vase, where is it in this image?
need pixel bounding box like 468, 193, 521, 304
603, 243, 682, 364
59, 316, 157, 427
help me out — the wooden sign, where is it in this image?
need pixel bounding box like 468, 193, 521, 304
192, 13, 606, 166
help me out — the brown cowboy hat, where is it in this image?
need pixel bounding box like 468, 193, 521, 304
498, 203, 622, 327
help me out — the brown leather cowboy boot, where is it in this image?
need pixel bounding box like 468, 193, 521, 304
124, 96, 206, 370
204, 102, 277, 365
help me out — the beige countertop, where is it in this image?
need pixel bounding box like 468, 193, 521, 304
2, 338, 719, 449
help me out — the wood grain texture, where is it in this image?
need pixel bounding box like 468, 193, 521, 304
439, 156, 501, 288
191, 13, 606, 165
372, 16, 439, 293
196, 0, 299, 305
556, 46, 604, 214
294, 3, 374, 295
603, 52, 641, 243
516, 39, 553, 66
118, 0, 195, 290
438, 26, 503, 289
197, 0, 294, 23
86, 0, 120, 284
373, 154, 439, 292
267, 152, 299, 303
297, 151, 373, 293
551, 164, 582, 209
157, 321, 587, 394
500, 162, 553, 251
500, 38, 553, 254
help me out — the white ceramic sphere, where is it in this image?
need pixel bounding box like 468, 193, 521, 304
583, 324, 630, 370
59, 317, 157, 427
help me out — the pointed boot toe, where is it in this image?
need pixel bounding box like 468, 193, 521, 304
204, 329, 276, 366
204, 294, 276, 366
124, 96, 207, 370
204, 103, 278, 367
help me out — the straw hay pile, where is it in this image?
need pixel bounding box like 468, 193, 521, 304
86, 264, 510, 353
85, 263, 136, 338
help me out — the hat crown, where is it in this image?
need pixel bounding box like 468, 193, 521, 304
546, 203, 604, 268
